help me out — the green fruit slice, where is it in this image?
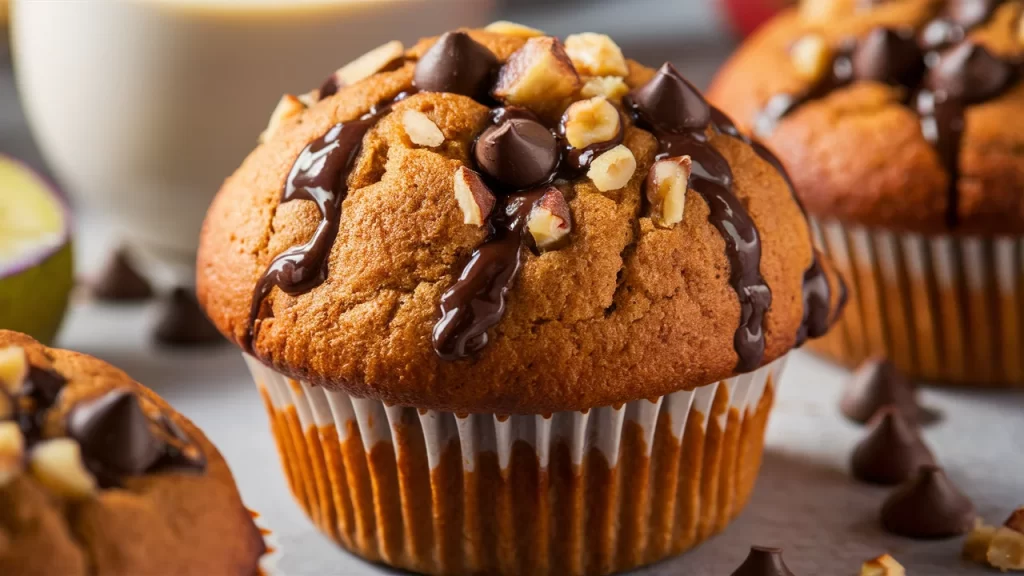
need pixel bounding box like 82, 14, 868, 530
0, 155, 74, 344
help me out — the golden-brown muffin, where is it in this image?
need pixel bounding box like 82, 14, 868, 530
0, 330, 265, 576
710, 0, 1024, 386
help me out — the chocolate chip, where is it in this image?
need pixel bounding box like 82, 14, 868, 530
851, 406, 936, 485
154, 287, 223, 347
852, 28, 923, 86
730, 546, 796, 576
925, 41, 1015, 104
414, 31, 499, 98
625, 62, 709, 133
92, 247, 154, 302
318, 75, 342, 101
67, 389, 165, 486
474, 117, 559, 190
840, 358, 920, 424
881, 465, 976, 538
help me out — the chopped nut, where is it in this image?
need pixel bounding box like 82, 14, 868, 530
453, 167, 496, 226
860, 554, 905, 576
588, 145, 636, 192
0, 346, 27, 396
1006, 507, 1024, 533
799, 0, 854, 23
646, 156, 691, 228
562, 97, 621, 149
332, 40, 405, 87
402, 109, 445, 148
29, 438, 98, 499
260, 94, 305, 143
988, 527, 1024, 571
964, 519, 998, 563
580, 76, 630, 103
564, 33, 629, 77
484, 20, 545, 38
297, 90, 319, 108
492, 36, 582, 116
527, 187, 572, 251
791, 34, 833, 82
0, 422, 24, 487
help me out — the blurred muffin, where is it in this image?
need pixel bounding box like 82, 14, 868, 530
197, 23, 844, 575
0, 330, 265, 575
709, 0, 1024, 386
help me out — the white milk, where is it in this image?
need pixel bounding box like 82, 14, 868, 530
12, 0, 493, 265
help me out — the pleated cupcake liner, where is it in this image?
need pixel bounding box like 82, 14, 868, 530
809, 217, 1024, 387
243, 354, 788, 576
251, 511, 282, 576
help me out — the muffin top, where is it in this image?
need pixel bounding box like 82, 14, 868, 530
0, 331, 265, 576
197, 24, 844, 414
709, 0, 1024, 234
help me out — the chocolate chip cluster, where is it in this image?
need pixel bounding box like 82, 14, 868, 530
0, 345, 204, 499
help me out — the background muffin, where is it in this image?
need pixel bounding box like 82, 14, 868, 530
198, 23, 843, 575
709, 0, 1024, 386
0, 330, 265, 576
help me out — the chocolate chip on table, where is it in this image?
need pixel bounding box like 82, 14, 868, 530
154, 287, 223, 347
413, 31, 499, 98
851, 406, 936, 485
839, 358, 923, 425
881, 465, 976, 539
91, 247, 154, 302
730, 546, 797, 576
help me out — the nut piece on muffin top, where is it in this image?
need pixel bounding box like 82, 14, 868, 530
0, 330, 265, 576
197, 25, 846, 414
708, 0, 1024, 233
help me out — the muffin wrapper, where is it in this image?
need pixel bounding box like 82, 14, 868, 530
243, 355, 787, 576
809, 217, 1024, 386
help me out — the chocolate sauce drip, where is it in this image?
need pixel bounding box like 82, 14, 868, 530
627, 64, 772, 372
432, 188, 547, 360
755, 0, 1021, 227
245, 92, 413, 350
557, 109, 626, 174
15, 366, 68, 446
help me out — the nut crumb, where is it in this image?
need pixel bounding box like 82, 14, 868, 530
0, 346, 27, 396
564, 33, 629, 77
402, 109, 445, 147
527, 187, 572, 251
562, 97, 621, 149
493, 36, 582, 118
453, 167, 496, 226
580, 76, 630, 103
791, 34, 832, 82
860, 553, 905, 576
646, 156, 691, 228
588, 145, 636, 192
29, 438, 98, 499
484, 20, 544, 38
332, 40, 405, 88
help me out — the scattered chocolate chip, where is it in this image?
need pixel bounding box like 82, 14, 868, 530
67, 389, 166, 486
840, 358, 921, 424
413, 31, 499, 98
851, 406, 936, 485
473, 116, 559, 190
881, 465, 976, 539
91, 247, 154, 302
154, 288, 223, 347
852, 28, 923, 86
925, 41, 1015, 104
730, 546, 796, 576
625, 62, 709, 133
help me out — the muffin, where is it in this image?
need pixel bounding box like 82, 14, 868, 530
0, 330, 266, 575
197, 23, 845, 575
709, 0, 1024, 386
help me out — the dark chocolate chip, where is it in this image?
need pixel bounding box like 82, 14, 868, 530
852, 28, 923, 85
730, 546, 796, 576
67, 389, 165, 486
839, 358, 920, 424
881, 465, 976, 538
92, 247, 154, 302
318, 75, 342, 101
851, 406, 936, 485
625, 62, 709, 133
154, 288, 223, 347
925, 41, 1015, 104
473, 117, 559, 190
413, 31, 499, 98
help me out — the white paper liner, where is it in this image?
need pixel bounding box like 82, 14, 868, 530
252, 512, 282, 576
243, 354, 788, 575
810, 217, 1024, 386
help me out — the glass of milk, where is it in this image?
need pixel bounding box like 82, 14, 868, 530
11, 0, 494, 267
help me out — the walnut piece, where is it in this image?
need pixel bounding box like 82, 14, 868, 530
580, 76, 630, 103
493, 36, 582, 117
562, 96, 620, 149
29, 438, 98, 499
453, 167, 496, 227
527, 187, 572, 251
484, 20, 544, 38
332, 40, 405, 87
402, 110, 445, 148
0, 346, 27, 396
564, 33, 629, 77
646, 156, 691, 228
588, 145, 636, 192
791, 34, 832, 82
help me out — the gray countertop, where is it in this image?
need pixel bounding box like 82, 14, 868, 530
4, 18, 1023, 576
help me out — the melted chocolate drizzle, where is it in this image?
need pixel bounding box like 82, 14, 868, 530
755, 0, 1022, 226
245, 92, 413, 350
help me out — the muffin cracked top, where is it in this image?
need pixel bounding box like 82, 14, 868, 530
197, 25, 844, 413
709, 0, 1024, 233
0, 330, 265, 576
